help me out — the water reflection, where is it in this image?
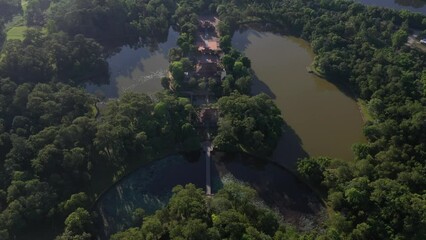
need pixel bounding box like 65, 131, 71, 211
95, 155, 205, 238
396, 0, 426, 8
213, 153, 323, 229
232, 30, 365, 168
95, 154, 324, 238
87, 28, 179, 98
356, 0, 426, 13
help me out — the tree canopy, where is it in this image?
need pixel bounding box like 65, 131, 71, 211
214, 93, 283, 156
0, 0, 425, 238
112, 183, 299, 240
213, 0, 426, 238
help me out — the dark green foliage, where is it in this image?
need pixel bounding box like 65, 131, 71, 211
95, 92, 198, 165
0, 0, 22, 22
25, 0, 51, 26
217, 21, 231, 36
0, 23, 5, 50
220, 35, 231, 52
168, 47, 183, 62
0, 0, 207, 239
0, 0, 424, 239
112, 183, 285, 240
47, 0, 175, 47
169, 58, 197, 91
56, 208, 93, 240
0, 39, 53, 83
161, 77, 170, 90
1, 179, 56, 232
214, 0, 426, 239
0, 80, 97, 238
0, 82, 200, 238
220, 49, 253, 95
59, 192, 90, 217
297, 157, 331, 187
0, 30, 109, 85
392, 28, 409, 48
169, 61, 185, 83
214, 93, 283, 155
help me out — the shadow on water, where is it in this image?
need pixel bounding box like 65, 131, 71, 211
94, 155, 206, 239
251, 71, 277, 99
95, 148, 322, 238
236, 24, 359, 104
273, 122, 309, 170
316, 70, 360, 102
232, 27, 267, 52
234, 27, 365, 162
212, 153, 325, 229
250, 69, 307, 169
395, 0, 426, 8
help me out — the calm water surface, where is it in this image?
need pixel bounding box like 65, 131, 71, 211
233, 30, 365, 168
93, 24, 370, 239
86, 28, 179, 98
95, 154, 324, 238
356, 0, 426, 14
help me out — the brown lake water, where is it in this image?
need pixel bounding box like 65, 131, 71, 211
232, 30, 366, 169
357, 0, 426, 14
93, 27, 369, 238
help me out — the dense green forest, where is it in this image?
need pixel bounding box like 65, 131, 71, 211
0, 1, 204, 238
0, 0, 425, 239
213, 93, 282, 155
111, 183, 300, 240
209, 0, 426, 239
0, 82, 199, 239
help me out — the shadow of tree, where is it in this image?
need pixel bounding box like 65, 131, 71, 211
232, 28, 266, 53
272, 121, 309, 170
249, 70, 307, 169
211, 152, 325, 230
250, 71, 277, 99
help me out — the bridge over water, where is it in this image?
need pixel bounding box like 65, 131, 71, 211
202, 141, 214, 195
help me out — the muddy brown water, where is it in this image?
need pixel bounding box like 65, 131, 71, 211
88, 27, 365, 168
93, 27, 370, 238
232, 29, 366, 169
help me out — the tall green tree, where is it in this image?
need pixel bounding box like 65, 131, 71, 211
214, 93, 283, 156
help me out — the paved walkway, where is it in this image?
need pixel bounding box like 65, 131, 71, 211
202, 141, 213, 195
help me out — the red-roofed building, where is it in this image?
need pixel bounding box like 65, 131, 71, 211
197, 39, 220, 53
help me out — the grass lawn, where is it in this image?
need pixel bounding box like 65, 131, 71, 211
307, 63, 326, 78
21, 0, 29, 12
358, 99, 373, 123
6, 26, 28, 40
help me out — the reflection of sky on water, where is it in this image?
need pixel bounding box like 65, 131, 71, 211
86, 28, 179, 98
356, 0, 426, 14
